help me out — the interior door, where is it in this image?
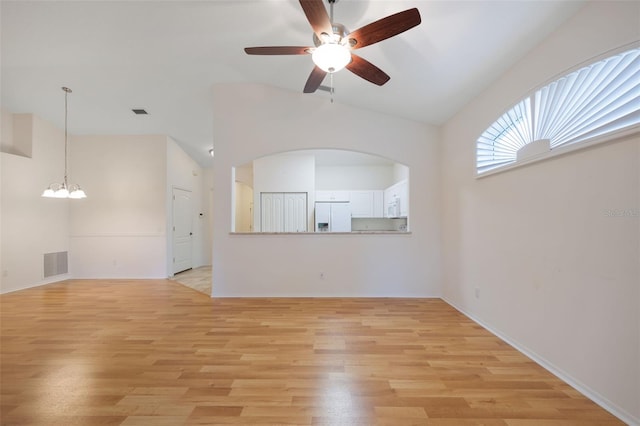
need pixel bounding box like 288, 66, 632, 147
235, 181, 254, 232
172, 188, 193, 274
261, 192, 284, 232
284, 192, 307, 232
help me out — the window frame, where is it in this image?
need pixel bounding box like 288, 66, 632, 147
476, 43, 640, 178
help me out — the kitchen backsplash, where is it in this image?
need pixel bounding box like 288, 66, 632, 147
351, 218, 408, 232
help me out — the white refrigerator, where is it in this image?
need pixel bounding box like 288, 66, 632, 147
315, 202, 352, 232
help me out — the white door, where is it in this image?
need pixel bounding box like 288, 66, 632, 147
235, 182, 254, 232
173, 188, 193, 274
284, 192, 307, 232
261, 193, 284, 232
261, 192, 307, 232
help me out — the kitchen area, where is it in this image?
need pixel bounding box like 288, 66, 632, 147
314, 183, 408, 232
233, 150, 409, 234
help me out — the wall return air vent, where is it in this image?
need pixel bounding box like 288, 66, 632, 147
43, 251, 68, 278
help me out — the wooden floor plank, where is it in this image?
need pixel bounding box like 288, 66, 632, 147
0, 279, 624, 425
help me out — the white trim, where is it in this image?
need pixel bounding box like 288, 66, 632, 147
0, 274, 70, 295
442, 297, 640, 426
69, 233, 165, 238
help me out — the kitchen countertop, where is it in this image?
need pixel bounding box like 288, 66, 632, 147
230, 231, 411, 235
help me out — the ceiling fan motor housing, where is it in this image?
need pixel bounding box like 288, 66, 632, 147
313, 22, 350, 47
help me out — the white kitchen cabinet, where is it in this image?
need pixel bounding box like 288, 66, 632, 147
350, 190, 384, 218
261, 192, 308, 232
315, 190, 350, 202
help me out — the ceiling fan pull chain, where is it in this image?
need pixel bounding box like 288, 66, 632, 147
330, 73, 334, 103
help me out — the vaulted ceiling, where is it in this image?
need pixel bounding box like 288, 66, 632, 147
1, 0, 585, 166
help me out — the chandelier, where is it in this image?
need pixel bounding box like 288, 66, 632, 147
42, 87, 86, 199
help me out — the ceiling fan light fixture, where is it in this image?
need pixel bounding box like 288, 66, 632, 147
312, 43, 351, 73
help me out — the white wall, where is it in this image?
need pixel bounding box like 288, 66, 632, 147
393, 163, 409, 183
252, 152, 315, 232
1, 111, 33, 157
441, 2, 640, 423
1, 109, 14, 153
204, 167, 215, 267
212, 83, 441, 297
234, 164, 253, 187
1, 113, 70, 293
69, 134, 168, 278
315, 165, 394, 190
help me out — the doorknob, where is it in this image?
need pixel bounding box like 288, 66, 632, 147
190, 232, 193, 236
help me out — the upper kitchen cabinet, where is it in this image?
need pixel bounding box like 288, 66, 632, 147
315, 191, 350, 202
350, 190, 384, 218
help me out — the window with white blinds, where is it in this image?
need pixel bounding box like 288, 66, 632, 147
477, 47, 640, 175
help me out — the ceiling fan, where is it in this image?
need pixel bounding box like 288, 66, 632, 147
244, 0, 422, 94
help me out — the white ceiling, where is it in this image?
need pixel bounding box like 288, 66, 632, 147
1, 0, 585, 167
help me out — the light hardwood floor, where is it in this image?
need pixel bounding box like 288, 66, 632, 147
0, 279, 623, 425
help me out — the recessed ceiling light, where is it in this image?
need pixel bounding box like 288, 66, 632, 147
132, 109, 148, 115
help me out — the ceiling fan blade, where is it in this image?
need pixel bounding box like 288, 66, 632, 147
303, 66, 327, 93
244, 46, 312, 55
346, 54, 390, 86
299, 0, 333, 39
348, 8, 421, 50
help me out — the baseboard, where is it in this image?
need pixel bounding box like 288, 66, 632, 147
442, 297, 639, 426
0, 274, 71, 295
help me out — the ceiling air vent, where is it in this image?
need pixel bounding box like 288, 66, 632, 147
132, 109, 148, 115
